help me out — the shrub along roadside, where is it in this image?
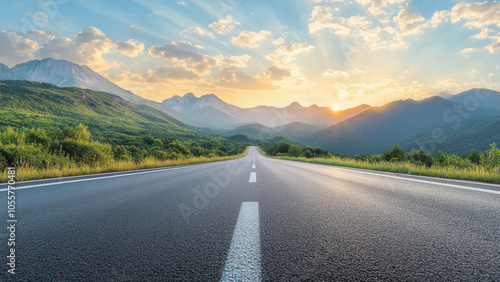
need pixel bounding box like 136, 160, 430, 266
0, 124, 249, 182
0, 149, 248, 182
257, 146, 500, 184
0, 147, 249, 182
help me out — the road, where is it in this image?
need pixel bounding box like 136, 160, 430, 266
1, 146, 499, 281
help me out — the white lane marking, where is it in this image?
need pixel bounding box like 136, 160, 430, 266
249, 172, 257, 183
280, 161, 500, 195
329, 166, 500, 195
0, 165, 203, 192
252, 164, 256, 169
221, 202, 261, 282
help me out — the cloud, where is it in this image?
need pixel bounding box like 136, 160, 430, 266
451, 1, 500, 29
265, 43, 314, 89
322, 69, 349, 77
272, 37, 285, 46
426, 10, 450, 29
309, 6, 407, 50
18, 30, 55, 42
486, 36, 500, 53
461, 47, 475, 54
114, 39, 144, 57
213, 65, 291, 90
34, 26, 145, 70
231, 30, 272, 48
332, 78, 429, 104
209, 15, 238, 35
148, 65, 199, 82
181, 27, 214, 38
355, 0, 407, 15
214, 54, 251, 67
450, 2, 500, 53
259, 66, 292, 81
276, 42, 314, 55
0, 31, 38, 65
148, 40, 255, 83
177, 1, 187, 6
149, 40, 217, 74
128, 26, 145, 33
394, 9, 425, 36
460, 47, 475, 58
105, 64, 200, 84
472, 27, 493, 39
308, 6, 338, 34
309, 6, 371, 35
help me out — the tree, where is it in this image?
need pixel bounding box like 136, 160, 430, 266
275, 141, 291, 154
288, 145, 303, 157
468, 148, 480, 164
483, 143, 500, 168
383, 144, 404, 161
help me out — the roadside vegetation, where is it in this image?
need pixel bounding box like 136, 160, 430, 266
0, 124, 248, 182
261, 141, 500, 184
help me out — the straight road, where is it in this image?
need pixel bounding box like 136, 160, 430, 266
1, 146, 499, 281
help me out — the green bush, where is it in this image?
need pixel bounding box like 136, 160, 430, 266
288, 145, 303, 157
54, 139, 113, 165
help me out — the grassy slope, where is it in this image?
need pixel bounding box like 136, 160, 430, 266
0, 80, 198, 141
257, 147, 500, 184
0, 81, 251, 182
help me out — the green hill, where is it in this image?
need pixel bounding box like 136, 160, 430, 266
308, 96, 500, 155
0, 80, 199, 143
226, 122, 321, 143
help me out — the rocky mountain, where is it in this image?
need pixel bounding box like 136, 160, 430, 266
1, 58, 145, 103
0, 63, 13, 80
242, 103, 371, 128
0, 58, 192, 122
2, 58, 371, 130
162, 93, 246, 128
162, 93, 371, 129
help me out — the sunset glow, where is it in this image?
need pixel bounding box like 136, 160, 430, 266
1, 0, 499, 108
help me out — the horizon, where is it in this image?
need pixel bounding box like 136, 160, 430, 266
1, 0, 500, 109
2, 56, 497, 111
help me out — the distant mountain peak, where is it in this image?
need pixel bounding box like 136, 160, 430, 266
0, 58, 151, 105
442, 88, 500, 110
288, 102, 303, 108
162, 92, 242, 126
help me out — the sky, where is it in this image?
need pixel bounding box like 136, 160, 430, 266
1, 0, 500, 110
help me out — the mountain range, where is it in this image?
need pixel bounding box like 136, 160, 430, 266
0, 58, 144, 103
0, 80, 194, 141
0, 58, 370, 129
222, 90, 500, 154
162, 92, 371, 128
1, 58, 500, 155
0, 58, 195, 123
307, 95, 500, 155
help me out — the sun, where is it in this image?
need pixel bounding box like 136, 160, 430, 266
331, 106, 339, 111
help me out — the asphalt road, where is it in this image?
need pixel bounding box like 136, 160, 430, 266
1, 146, 499, 281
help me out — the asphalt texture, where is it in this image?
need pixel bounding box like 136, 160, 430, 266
0, 146, 499, 281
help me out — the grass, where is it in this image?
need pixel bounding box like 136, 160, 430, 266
257, 147, 500, 184
1, 147, 249, 183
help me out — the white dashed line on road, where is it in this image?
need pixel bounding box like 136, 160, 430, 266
221, 202, 261, 282
249, 172, 257, 183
